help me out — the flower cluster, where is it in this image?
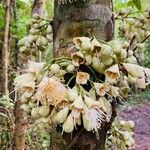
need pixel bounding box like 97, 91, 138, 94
116, 9, 150, 64
14, 37, 150, 142
18, 14, 53, 60
118, 9, 150, 42
106, 120, 135, 149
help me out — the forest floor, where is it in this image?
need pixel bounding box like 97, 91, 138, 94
120, 90, 150, 150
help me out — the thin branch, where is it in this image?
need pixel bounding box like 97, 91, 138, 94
133, 53, 142, 65
126, 35, 136, 53
133, 34, 150, 52
106, 100, 117, 130
65, 128, 84, 150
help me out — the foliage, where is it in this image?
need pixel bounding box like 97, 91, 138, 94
10, 0, 32, 39
26, 124, 51, 150
0, 96, 14, 150
0, 3, 4, 30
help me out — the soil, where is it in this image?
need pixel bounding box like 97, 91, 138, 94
121, 103, 150, 150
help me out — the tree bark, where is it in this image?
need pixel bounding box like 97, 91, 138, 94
0, 0, 11, 96
32, 0, 43, 16
53, 0, 114, 149
13, 100, 28, 150
53, 0, 114, 57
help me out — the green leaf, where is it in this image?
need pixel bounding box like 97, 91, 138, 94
132, 0, 142, 10
127, 0, 133, 7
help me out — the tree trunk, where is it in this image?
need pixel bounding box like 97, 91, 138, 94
0, 0, 11, 96
53, 0, 114, 57
32, 0, 43, 16
13, 100, 28, 150
52, 0, 114, 149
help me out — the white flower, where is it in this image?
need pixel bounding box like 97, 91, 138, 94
105, 64, 120, 82
62, 114, 74, 133
94, 83, 110, 96
52, 106, 69, 124
83, 107, 105, 133
50, 64, 60, 74
84, 95, 100, 108
14, 73, 35, 97
123, 63, 144, 78
67, 86, 78, 102
27, 60, 45, 77
34, 77, 68, 105
71, 52, 85, 66
71, 109, 81, 127
73, 37, 92, 51
76, 72, 90, 85
71, 95, 84, 110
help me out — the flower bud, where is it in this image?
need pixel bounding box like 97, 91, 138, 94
67, 86, 78, 102
76, 72, 90, 85
66, 64, 75, 72
50, 64, 60, 74
31, 107, 40, 118
39, 106, 50, 117
63, 114, 74, 133
52, 107, 69, 123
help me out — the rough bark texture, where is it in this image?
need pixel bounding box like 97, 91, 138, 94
53, 0, 114, 57
32, 0, 43, 16
53, 0, 114, 149
13, 100, 28, 150
0, 0, 11, 96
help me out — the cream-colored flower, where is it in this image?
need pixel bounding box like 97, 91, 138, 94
73, 37, 92, 51
98, 97, 111, 113
71, 95, 84, 110
84, 95, 100, 108
62, 114, 74, 133
91, 38, 102, 53
123, 63, 145, 78
39, 106, 50, 117
14, 73, 35, 97
66, 86, 78, 102
82, 107, 105, 134
83, 95, 107, 135
85, 54, 92, 65
34, 77, 68, 105
27, 60, 45, 77
76, 72, 90, 84
31, 107, 40, 118
109, 86, 119, 97
14, 73, 35, 87
71, 52, 85, 66
94, 83, 109, 96
127, 74, 137, 84
89, 88, 96, 99
71, 109, 81, 127
105, 64, 120, 82
92, 57, 107, 74
52, 106, 69, 124
100, 45, 112, 56
50, 64, 60, 74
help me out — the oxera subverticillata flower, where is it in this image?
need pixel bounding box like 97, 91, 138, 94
14, 35, 150, 150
